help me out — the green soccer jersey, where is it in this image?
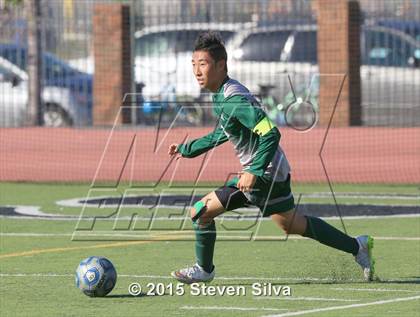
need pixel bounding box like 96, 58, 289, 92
178, 77, 290, 181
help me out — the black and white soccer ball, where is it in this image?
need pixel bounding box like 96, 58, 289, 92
75, 256, 117, 297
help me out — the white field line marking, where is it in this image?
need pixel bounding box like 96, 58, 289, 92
331, 287, 420, 293
1, 273, 418, 285
2, 203, 420, 221
0, 233, 73, 237
255, 297, 359, 302
2, 213, 420, 221
303, 193, 419, 200
181, 306, 288, 312
1, 232, 420, 241
260, 295, 420, 317
57, 201, 420, 208
0, 273, 72, 277
0, 273, 350, 282
14, 206, 65, 217
56, 192, 420, 208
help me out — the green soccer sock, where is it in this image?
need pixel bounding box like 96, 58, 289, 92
193, 220, 216, 273
303, 216, 359, 255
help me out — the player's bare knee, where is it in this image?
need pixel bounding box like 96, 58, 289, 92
190, 206, 197, 219
280, 221, 291, 234
273, 216, 291, 234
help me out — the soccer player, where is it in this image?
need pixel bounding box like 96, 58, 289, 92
168, 31, 374, 283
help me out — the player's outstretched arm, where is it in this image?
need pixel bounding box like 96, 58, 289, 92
174, 124, 229, 159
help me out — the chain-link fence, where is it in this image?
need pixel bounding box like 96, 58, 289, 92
1, 0, 419, 127
132, 0, 420, 127
0, 0, 94, 127
0, 0, 419, 185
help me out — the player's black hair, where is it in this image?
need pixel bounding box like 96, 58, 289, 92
194, 31, 228, 71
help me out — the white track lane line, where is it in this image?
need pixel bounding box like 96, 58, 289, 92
260, 295, 420, 317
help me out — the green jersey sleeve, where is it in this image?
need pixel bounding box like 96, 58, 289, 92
223, 95, 281, 177
177, 124, 229, 158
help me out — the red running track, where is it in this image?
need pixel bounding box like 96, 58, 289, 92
0, 127, 418, 184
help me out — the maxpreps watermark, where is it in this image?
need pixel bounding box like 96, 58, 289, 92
128, 282, 292, 297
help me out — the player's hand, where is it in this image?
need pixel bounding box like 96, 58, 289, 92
168, 143, 179, 157
237, 171, 257, 193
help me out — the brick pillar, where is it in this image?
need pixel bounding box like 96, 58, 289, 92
93, 4, 131, 125
317, 0, 361, 126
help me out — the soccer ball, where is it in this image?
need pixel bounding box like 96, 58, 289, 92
75, 256, 117, 297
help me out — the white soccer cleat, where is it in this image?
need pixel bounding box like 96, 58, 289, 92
171, 263, 215, 284
355, 235, 375, 281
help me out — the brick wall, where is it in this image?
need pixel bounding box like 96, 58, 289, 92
93, 3, 132, 125
317, 0, 361, 126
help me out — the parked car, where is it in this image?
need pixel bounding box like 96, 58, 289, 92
0, 43, 92, 126
375, 19, 420, 43
226, 24, 420, 126
0, 55, 91, 127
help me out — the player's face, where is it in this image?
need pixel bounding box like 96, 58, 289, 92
192, 50, 225, 92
